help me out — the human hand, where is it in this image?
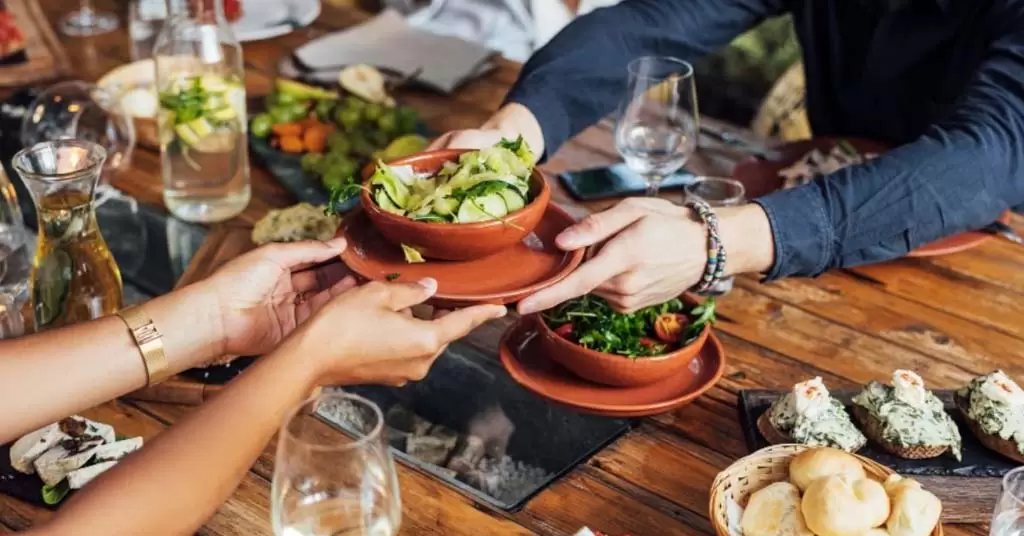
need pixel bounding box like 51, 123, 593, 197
288, 278, 507, 386
198, 238, 356, 359
518, 198, 707, 314
428, 103, 545, 157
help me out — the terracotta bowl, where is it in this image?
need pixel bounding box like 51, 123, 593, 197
96, 59, 160, 150
534, 306, 712, 388
360, 149, 551, 261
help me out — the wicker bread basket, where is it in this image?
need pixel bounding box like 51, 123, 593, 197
708, 444, 944, 536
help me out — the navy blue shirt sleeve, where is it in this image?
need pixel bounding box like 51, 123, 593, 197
505, 0, 785, 159
755, 15, 1024, 278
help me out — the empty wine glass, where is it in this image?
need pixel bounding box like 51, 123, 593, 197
273, 393, 401, 536
0, 167, 28, 338
684, 177, 746, 295
60, 0, 119, 37
615, 56, 698, 197
990, 467, 1024, 536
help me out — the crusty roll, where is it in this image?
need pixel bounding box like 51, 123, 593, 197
883, 475, 942, 536
740, 481, 814, 536
801, 474, 890, 536
789, 447, 867, 492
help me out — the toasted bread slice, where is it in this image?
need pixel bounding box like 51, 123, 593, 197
955, 392, 1024, 464
851, 405, 949, 459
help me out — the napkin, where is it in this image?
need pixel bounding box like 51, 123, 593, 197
292, 9, 496, 94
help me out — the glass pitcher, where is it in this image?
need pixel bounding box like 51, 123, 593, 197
12, 140, 123, 332
153, 0, 250, 223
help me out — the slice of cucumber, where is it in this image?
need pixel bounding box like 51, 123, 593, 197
498, 188, 526, 212
432, 197, 460, 216
372, 173, 410, 208
374, 187, 404, 215
208, 106, 238, 122
413, 214, 447, 223
457, 193, 508, 223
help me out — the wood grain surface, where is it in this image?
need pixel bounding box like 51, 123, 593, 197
1, 2, 1020, 534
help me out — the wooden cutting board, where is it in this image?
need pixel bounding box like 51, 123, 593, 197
740, 389, 1015, 523
0, 0, 69, 87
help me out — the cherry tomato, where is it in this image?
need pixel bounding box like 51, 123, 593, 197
654, 313, 690, 344
554, 323, 574, 340
640, 337, 660, 349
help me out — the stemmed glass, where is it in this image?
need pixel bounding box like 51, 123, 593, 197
273, 393, 402, 536
684, 177, 746, 295
615, 56, 698, 197
60, 0, 119, 37
990, 466, 1024, 535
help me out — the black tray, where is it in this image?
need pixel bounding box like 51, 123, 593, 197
739, 389, 1018, 477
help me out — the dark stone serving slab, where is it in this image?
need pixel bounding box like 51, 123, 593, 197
739, 389, 1018, 476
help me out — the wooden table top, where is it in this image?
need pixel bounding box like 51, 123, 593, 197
2, 1, 1022, 534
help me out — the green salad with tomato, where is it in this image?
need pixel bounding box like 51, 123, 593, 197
542, 295, 716, 358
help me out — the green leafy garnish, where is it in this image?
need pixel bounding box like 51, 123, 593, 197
42, 480, 70, 505
386, 272, 400, 281
401, 244, 425, 263
325, 183, 366, 215
543, 295, 716, 358
836, 139, 858, 156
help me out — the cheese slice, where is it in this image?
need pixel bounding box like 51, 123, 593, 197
67, 461, 117, 490
980, 371, 1024, 407
892, 370, 928, 409
9, 424, 67, 475
34, 437, 143, 487
793, 377, 830, 419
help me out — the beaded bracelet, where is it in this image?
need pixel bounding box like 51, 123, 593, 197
685, 198, 727, 294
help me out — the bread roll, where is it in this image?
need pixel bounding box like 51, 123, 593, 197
801, 474, 890, 536
740, 481, 814, 536
789, 447, 867, 491
884, 476, 941, 536
862, 530, 891, 536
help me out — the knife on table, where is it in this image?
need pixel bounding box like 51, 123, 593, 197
980, 220, 1024, 245
699, 124, 782, 161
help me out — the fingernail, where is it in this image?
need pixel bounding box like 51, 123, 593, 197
489, 305, 508, 318
518, 299, 537, 315
326, 237, 347, 250
417, 278, 438, 294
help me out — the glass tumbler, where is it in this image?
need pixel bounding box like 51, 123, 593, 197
684, 176, 746, 296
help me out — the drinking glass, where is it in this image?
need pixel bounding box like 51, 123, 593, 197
615, 56, 698, 197
272, 393, 402, 536
0, 167, 28, 338
990, 467, 1024, 536
60, 0, 119, 37
684, 177, 746, 296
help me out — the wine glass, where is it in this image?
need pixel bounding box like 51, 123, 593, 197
0, 167, 28, 339
684, 177, 746, 295
615, 56, 698, 197
60, 0, 119, 37
273, 393, 402, 536
990, 467, 1024, 536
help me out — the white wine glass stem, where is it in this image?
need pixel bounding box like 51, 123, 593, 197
645, 174, 663, 197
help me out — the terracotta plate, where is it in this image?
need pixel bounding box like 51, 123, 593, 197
732, 137, 1011, 258
338, 205, 586, 307
499, 317, 726, 417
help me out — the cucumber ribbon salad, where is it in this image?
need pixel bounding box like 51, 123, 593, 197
352, 137, 535, 223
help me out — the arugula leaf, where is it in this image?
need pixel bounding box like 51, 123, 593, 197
42, 480, 70, 505
386, 273, 400, 281
325, 183, 365, 215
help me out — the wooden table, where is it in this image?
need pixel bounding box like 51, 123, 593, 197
2, 1, 1022, 534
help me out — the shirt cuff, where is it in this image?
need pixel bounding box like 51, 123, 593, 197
503, 81, 570, 163
753, 184, 835, 280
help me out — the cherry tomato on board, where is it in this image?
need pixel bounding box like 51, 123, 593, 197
554, 323, 574, 340
654, 313, 690, 344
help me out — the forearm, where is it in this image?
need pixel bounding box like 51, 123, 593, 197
0, 283, 222, 443
500, 0, 780, 158
33, 346, 316, 536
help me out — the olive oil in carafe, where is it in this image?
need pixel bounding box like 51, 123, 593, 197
31, 191, 122, 331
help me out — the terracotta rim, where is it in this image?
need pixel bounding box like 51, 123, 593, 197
337, 204, 586, 303
360, 149, 551, 231
534, 310, 711, 365
499, 316, 727, 414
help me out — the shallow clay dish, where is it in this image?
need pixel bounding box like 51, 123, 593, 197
500, 316, 726, 417
96, 59, 159, 149
534, 307, 711, 387
338, 205, 584, 308
360, 149, 551, 261
732, 137, 1012, 257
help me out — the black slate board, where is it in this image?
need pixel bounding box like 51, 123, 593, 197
0, 444, 58, 509
739, 389, 1018, 476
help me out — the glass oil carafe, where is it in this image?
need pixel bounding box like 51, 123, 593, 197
12, 140, 123, 332
153, 0, 250, 223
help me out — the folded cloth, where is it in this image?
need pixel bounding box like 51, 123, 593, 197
292, 9, 495, 93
